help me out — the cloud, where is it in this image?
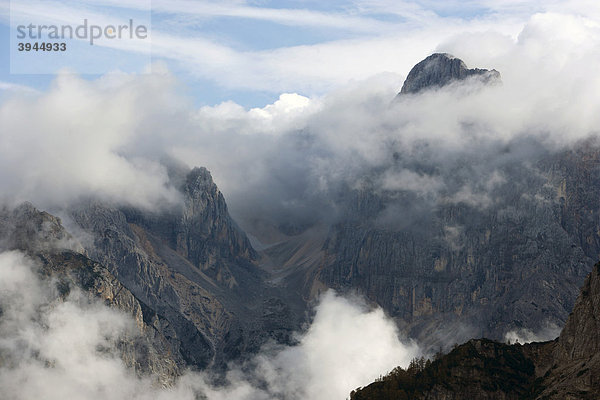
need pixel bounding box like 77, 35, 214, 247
58, 0, 401, 32
0, 250, 144, 400
379, 169, 445, 197
1, 6, 597, 397
0, 250, 420, 400
7, 1, 598, 97
0, 71, 184, 210
0, 81, 40, 94
0, 0, 526, 94
249, 292, 420, 400
176, 10, 600, 232
1, 10, 600, 234
504, 324, 561, 344
195, 92, 317, 136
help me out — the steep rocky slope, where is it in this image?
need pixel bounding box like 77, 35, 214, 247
3, 53, 598, 388
350, 261, 600, 399
68, 166, 304, 370
276, 141, 600, 350
0, 203, 182, 385
313, 145, 595, 345
537, 260, 600, 398
0, 164, 306, 377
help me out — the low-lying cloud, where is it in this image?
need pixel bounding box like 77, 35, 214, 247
0, 251, 419, 400
504, 324, 562, 344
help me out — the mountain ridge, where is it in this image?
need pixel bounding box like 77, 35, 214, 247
351, 260, 600, 399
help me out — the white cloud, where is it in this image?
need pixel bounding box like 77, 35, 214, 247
0, 71, 183, 209
380, 169, 445, 196
251, 292, 420, 400
504, 324, 561, 344
0, 0, 529, 94
0, 251, 420, 400
0, 81, 39, 94
0, 250, 143, 400
194, 93, 318, 136
1, 10, 600, 228
8, 1, 599, 96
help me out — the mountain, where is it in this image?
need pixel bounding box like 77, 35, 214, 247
398, 53, 501, 95
52, 54, 595, 374
270, 139, 599, 350
0, 164, 306, 380
350, 260, 600, 399
539, 258, 600, 398
67, 165, 305, 370
254, 56, 600, 351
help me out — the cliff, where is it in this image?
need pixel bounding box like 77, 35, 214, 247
350, 261, 600, 399
68, 165, 304, 370
0, 203, 182, 386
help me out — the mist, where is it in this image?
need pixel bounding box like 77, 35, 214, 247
504, 324, 562, 345
1, 11, 600, 235
0, 250, 419, 400
176, 11, 600, 233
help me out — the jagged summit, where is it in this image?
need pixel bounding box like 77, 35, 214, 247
399, 53, 500, 95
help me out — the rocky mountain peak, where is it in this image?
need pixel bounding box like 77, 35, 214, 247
399, 53, 500, 95
184, 167, 217, 197
175, 167, 257, 280
0, 202, 83, 254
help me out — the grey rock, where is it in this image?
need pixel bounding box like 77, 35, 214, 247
68, 166, 304, 370
351, 260, 600, 399
39, 251, 184, 387
398, 53, 500, 95
537, 261, 600, 398
0, 205, 182, 386
0, 202, 84, 254
272, 142, 600, 352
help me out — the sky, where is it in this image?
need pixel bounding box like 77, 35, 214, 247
1, 0, 599, 107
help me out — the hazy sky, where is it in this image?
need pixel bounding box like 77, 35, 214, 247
1, 0, 598, 107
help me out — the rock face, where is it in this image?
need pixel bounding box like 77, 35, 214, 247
537, 261, 600, 398
0, 203, 182, 386
285, 142, 600, 350
121, 167, 257, 288
350, 260, 600, 400
177, 167, 257, 285
39, 251, 184, 387
254, 56, 596, 352
0, 202, 83, 253
398, 53, 500, 95
555, 263, 600, 359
